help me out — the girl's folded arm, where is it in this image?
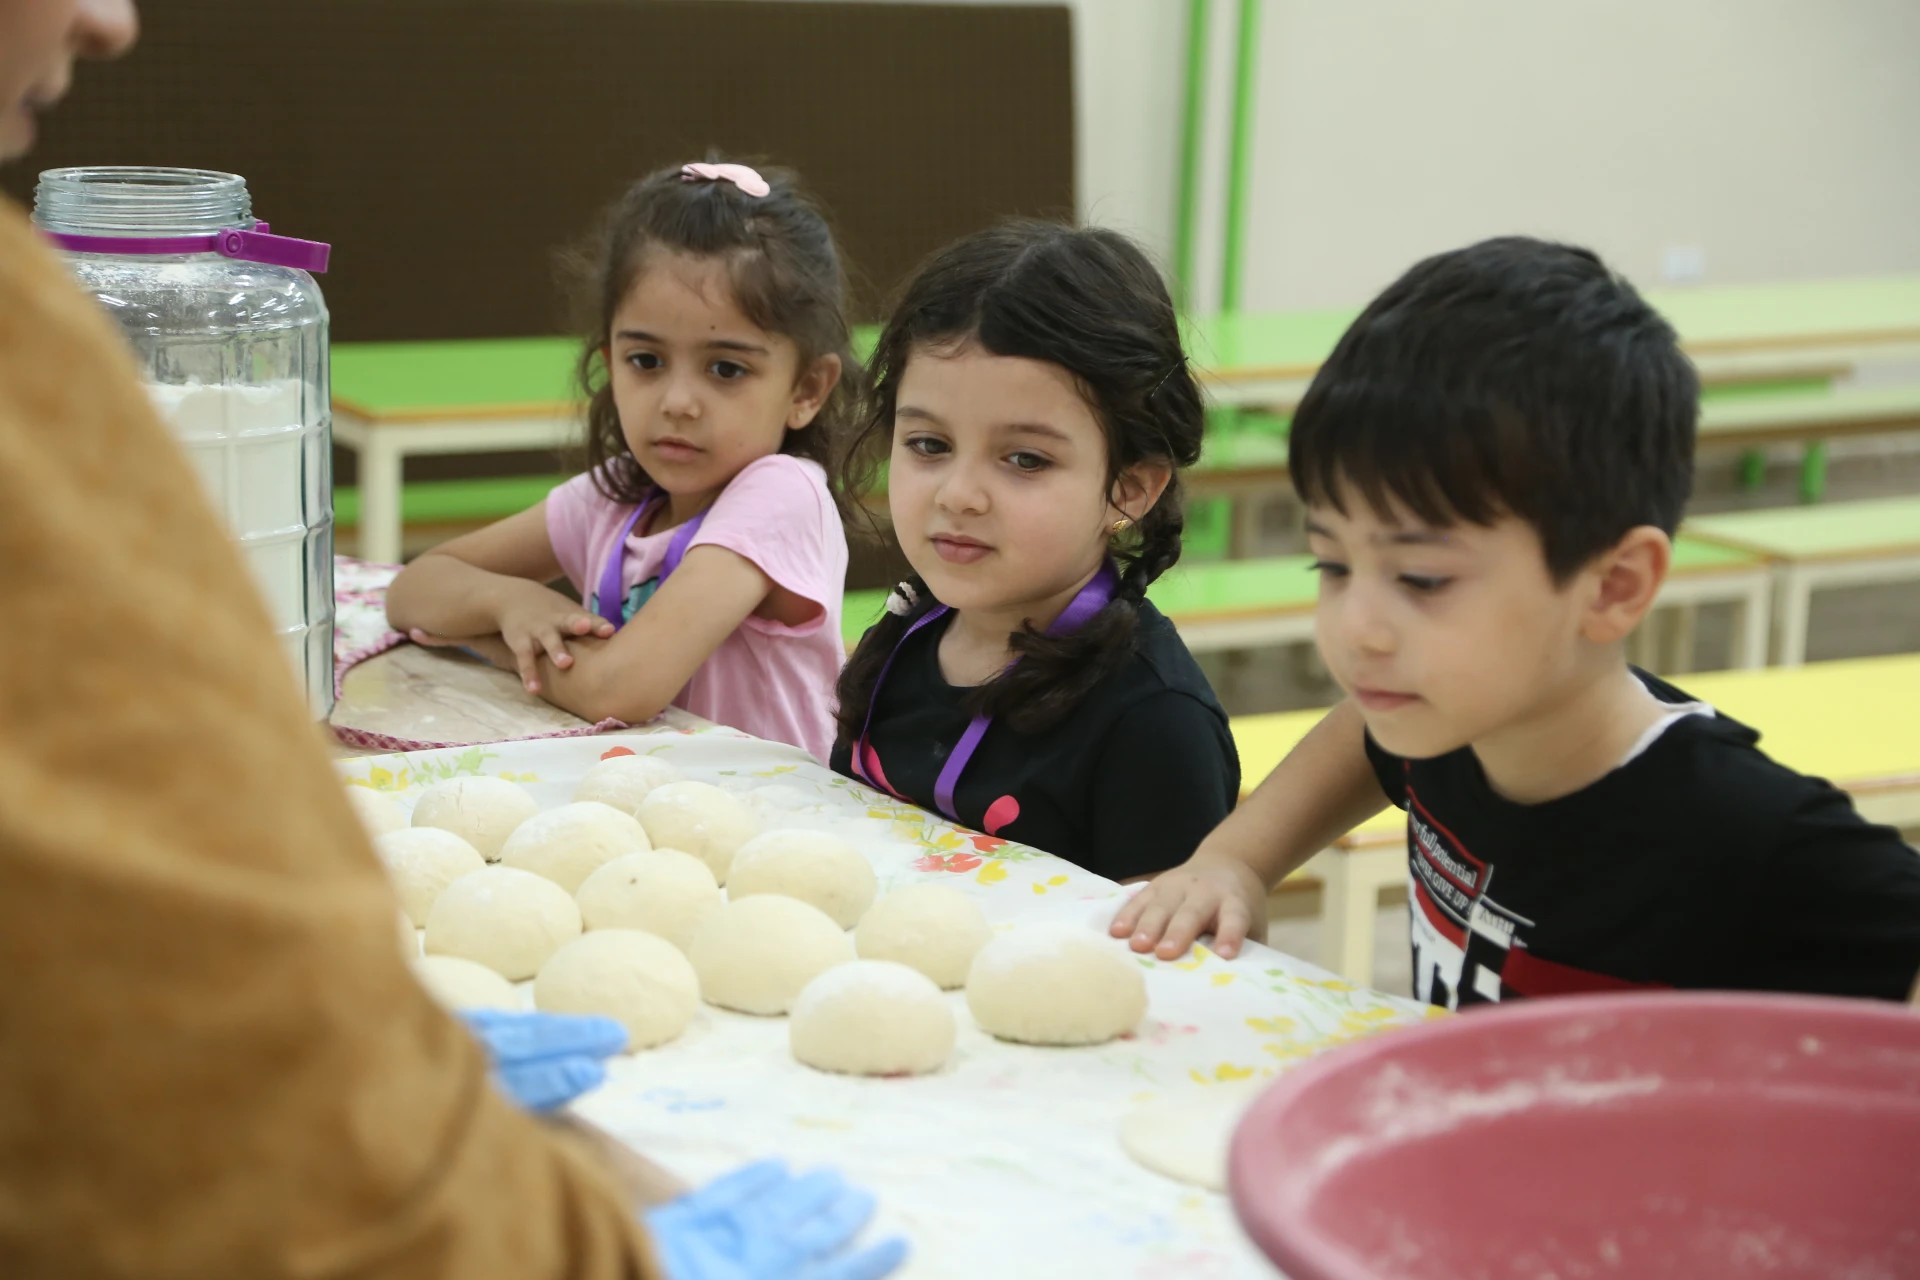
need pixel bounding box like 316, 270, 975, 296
516, 543, 780, 724
384, 502, 570, 636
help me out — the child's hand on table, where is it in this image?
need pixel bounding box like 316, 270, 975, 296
1110, 856, 1269, 960
410, 579, 613, 693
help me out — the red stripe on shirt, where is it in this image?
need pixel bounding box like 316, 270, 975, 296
1499, 947, 1669, 998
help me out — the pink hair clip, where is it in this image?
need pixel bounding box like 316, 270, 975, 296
680, 162, 771, 198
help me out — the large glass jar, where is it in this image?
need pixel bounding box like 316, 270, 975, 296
34, 167, 336, 719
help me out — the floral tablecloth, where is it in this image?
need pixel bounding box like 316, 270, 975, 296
340, 722, 1437, 1279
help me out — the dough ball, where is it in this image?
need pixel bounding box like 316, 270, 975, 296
375, 827, 487, 926
535, 929, 700, 1050
1118, 1082, 1264, 1191
727, 830, 877, 929
345, 786, 409, 838
425, 865, 581, 980
636, 782, 759, 885
498, 801, 651, 893
573, 754, 685, 817
575, 849, 722, 953
965, 924, 1147, 1045
855, 884, 992, 989
411, 776, 538, 861
790, 960, 955, 1076
413, 953, 520, 1012
688, 895, 854, 1015
398, 909, 421, 957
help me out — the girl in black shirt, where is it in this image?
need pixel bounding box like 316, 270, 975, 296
830, 223, 1239, 881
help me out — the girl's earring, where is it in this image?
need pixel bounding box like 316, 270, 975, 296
1110, 516, 1133, 535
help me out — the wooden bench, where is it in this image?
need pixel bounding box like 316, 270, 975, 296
1233, 653, 1920, 986
331, 339, 584, 564
1686, 494, 1920, 666
333, 474, 568, 552
843, 537, 1771, 669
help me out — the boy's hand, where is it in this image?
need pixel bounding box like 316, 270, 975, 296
1109, 857, 1269, 960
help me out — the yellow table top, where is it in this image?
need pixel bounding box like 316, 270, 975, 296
1234, 654, 1920, 828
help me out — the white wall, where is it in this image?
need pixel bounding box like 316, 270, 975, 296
1062, 0, 1187, 268
772, 1, 1920, 311
1096, 0, 1920, 312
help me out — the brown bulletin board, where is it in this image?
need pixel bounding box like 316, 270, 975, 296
5, 0, 1075, 340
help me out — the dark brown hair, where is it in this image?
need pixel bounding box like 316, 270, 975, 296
833, 220, 1204, 740
1291, 236, 1697, 581
567, 160, 861, 508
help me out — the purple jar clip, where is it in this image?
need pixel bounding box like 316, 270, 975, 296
46, 222, 332, 274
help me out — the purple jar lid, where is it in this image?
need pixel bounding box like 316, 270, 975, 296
46, 221, 330, 273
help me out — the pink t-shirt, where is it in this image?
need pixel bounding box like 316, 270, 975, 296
545, 455, 847, 762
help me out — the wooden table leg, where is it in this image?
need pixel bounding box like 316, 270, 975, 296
1320, 842, 1405, 986
1734, 573, 1772, 670
1774, 566, 1812, 667
359, 437, 404, 566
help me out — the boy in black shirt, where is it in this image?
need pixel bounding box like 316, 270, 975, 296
1113, 236, 1920, 1008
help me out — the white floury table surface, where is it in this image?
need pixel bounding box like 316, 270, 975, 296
340, 722, 1434, 1279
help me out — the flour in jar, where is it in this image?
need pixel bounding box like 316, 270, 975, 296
144, 379, 319, 539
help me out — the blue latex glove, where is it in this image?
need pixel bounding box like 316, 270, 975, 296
646, 1160, 910, 1280
461, 1009, 629, 1112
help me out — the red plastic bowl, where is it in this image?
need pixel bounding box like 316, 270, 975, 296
1230, 993, 1920, 1280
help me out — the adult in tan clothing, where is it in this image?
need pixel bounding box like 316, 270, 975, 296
0, 3, 906, 1277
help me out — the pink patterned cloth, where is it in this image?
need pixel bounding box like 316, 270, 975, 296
328, 556, 627, 753
331, 556, 406, 688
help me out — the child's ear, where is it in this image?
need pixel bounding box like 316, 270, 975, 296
1580, 525, 1671, 645
786, 353, 843, 431
1110, 460, 1174, 526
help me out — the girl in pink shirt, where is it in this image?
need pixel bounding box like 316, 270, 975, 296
386, 161, 855, 761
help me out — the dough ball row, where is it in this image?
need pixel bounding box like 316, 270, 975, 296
350, 768, 1148, 1078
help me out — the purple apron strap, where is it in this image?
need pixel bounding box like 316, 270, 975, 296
1050, 561, 1119, 633
931, 713, 992, 820
592, 491, 710, 629
861, 561, 1121, 823
593, 502, 651, 628
660, 507, 706, 578
850, 605, 951, 791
